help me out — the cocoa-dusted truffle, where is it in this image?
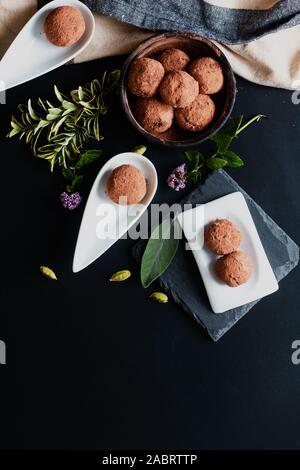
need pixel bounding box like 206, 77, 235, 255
44, 6, 85, 47
204, 219, 241, 255
215, 251, 253, 287
136, 97, 174, 134
175, 94, 215, 132
127, 58, 165, 97
159, 71, 199, 108
158, 48, 190, 73
189, 57, 224, 94
107, 164, 147, 205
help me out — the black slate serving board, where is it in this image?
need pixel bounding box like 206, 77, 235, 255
134, 170, 299, 341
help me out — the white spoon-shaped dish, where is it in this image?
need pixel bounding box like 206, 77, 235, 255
0, 0, 95, 91
73, 152, 158, 273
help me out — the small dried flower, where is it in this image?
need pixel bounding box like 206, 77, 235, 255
60, 192, 82, 210
167, 163, 187, 191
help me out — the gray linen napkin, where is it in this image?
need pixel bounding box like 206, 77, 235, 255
133, 170, 299, 341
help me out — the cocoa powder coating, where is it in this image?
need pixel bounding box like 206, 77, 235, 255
127, 58, 165, 97
189, 57, 224, 94
204, 219, 241, 255
175, 94, 215, 132
136, 97, 174, 133
215, 251, 253, 287
159, 71, 199, 108
158, 48, 190, 73
44, 6, 85, 47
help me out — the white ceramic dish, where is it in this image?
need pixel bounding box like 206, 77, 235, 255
176, 191, 279, 313
73, 152, 158, 273
0, 0, 95, 91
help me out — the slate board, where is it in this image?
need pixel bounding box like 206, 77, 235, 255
133, 170, 299, 341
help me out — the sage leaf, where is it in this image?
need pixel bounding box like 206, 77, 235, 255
141, 219, 180, 288
76, 149, 103, 169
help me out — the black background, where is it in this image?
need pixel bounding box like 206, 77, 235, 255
0, 55, 299, 450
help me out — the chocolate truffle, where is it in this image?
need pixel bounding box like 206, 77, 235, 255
175, 94, 215, 132
127, 58, 165, 97
189, 57, 224, 94
107, 164, 147, 205
159, 71, 199, 108
158, 48, 190, 73
204, 219, 241, 255
136, 98, 174, 134
215, 251, 253, 287
44, 6, 85, 47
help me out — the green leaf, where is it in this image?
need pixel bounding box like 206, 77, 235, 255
185, 150, 205, 168
7, 70, 120, 174
187, 169, 202, 185
62, 167, 73, 181
223, 150, 244, 168
227, 116, 244, 137
71, 175, 83, 191
76, 149, 103, 169
210, 130, 232, 153
206, 157, 227, 170
28, 99, 38, 120
8, 128, 21, 137
62, 100, 77, 111
54, 85, 64, 103
141, 219, 180, 288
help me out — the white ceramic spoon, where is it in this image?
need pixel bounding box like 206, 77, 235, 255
73, 153, 158, 273
0, 0, 95, 91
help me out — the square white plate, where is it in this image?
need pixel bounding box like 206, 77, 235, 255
176, 191, 279, 314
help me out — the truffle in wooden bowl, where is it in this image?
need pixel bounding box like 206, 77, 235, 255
121, 32, 236, 148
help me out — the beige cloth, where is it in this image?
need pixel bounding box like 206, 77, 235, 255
0, 0, 299, 90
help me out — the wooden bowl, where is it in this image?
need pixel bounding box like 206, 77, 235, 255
120, 32, 236, 148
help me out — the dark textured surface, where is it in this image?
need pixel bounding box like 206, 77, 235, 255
0, 56, 300, 449
133, 170, 299, 341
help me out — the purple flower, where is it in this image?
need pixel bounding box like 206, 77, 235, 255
60, 192, 82, 210
167, 163, 187, 191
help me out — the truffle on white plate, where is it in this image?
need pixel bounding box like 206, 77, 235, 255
107, 164, 147, 205
44, 6, 85, 47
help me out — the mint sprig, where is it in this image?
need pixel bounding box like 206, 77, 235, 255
62, 149, 103, 192
185, 114, 265, 182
